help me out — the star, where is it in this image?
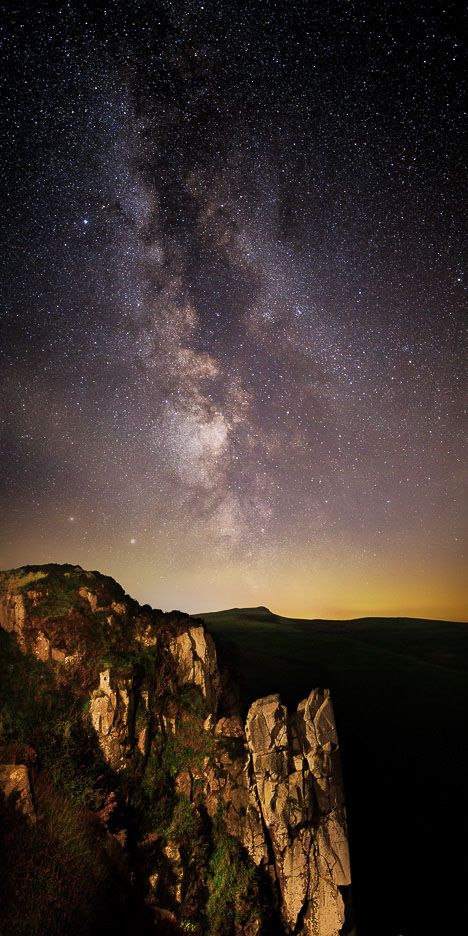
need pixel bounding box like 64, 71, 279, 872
0, 1, 465, 623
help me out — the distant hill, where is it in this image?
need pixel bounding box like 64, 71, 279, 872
197, 605, 278, 622
197, 607, 468, 707
197, 607, 468, 935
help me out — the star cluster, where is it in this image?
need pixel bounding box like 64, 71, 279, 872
1, 1, 466, 618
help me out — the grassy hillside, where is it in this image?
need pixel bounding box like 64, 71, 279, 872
199, 608, 468, 936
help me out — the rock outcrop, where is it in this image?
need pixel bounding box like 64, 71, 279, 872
0, 764, 35, 823
90, 669, 133, 769
169, 624, 220, 712
0, 564, 352, 935
246, 692, 350, 936
0, 590, 27, 650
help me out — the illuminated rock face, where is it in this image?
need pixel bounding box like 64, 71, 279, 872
90, 669, 132, 769
0, 564, 353, 935
87, 644, 352, 933
246, 691, 351, 936
0, 591, 27, 649
169, 624, 220, 712
174, 690, 351, 936
0, 764, 35, 823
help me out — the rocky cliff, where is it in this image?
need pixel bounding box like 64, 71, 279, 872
0, 565, 353, 936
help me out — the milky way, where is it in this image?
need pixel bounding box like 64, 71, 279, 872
1, 2, 466, 617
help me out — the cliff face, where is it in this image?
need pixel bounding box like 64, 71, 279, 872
0, 565, 352, 936
246, 693, 350, 936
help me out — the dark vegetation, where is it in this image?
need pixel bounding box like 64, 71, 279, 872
0, 628, 153, 936
200, 607, 468, 936
0, 626, 113, 805
0, 780, 138, 936
129, 683, 265, 936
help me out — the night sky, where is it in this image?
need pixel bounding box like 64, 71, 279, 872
1, 2, 466, 619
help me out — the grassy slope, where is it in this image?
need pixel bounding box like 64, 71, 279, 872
199, 608, 468, 936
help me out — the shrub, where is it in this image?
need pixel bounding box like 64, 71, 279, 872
132, 741, 176, 837
169, 795, 205, 846
0, 777, 132, 936
0, 629, 111, 807
206, 815, 263, 936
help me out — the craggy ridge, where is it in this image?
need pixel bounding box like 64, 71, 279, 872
0, 564, 353, 936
